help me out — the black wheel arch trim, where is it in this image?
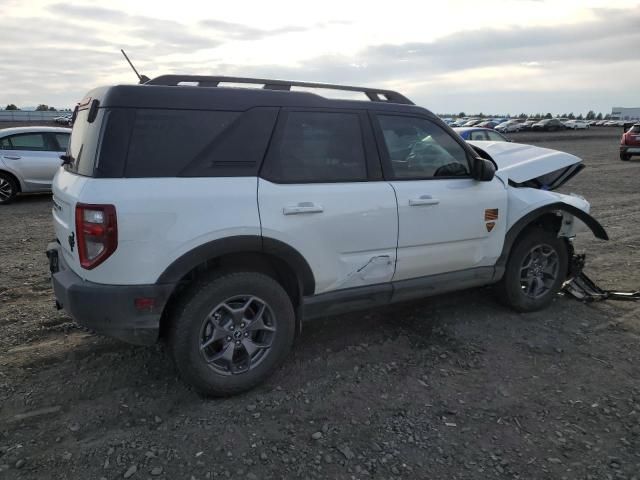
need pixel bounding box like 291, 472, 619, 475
155, 235, 315, 296
494, 202, 608, 277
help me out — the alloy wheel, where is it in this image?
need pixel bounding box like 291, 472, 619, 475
519, 244, 560, 299
0, 177, 13, 202
199, 295, 277, 375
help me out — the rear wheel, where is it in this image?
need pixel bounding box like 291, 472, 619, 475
497, 227, 568, 312
169, 271, 296, 397
0, 173, 18, 204
620, 153, 631, 161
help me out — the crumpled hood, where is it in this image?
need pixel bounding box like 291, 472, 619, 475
468, 140, 583, 187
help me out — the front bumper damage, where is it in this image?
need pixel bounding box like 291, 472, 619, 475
563, 254, 640, 302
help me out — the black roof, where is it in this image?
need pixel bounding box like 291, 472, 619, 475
89, 75, 431, 116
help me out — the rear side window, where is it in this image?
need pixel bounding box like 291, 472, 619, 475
486, 131, 507, 142
53, 133, 70, 151
262, 111, 367, 183
125, 110, 239, 177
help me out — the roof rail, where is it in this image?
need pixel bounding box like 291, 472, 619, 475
144, 75, 414, 105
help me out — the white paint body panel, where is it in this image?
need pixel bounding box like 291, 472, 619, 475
52, 170, 261, 285
258, 179, 398, 294
51, 139, 595, 293
391, 178, 508, 281
468, 141, 582, 184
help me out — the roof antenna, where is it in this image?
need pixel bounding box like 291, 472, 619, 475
121, 49, 150, 84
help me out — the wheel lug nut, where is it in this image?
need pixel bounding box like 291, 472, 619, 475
240, 323, 245, 328
244, 332, 249, 337
230, 325, 234, 330
226, 336, 231, 341
235, 340, 241, 345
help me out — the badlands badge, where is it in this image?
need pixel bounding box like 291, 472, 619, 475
484, 208, 499, 232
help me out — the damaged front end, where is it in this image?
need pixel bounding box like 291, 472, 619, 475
564, 255, 640, 302
470, 141, 639, 302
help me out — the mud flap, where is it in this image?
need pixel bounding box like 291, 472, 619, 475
562, 254, 640, 302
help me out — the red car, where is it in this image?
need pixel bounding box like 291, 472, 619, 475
620, 123, 640, 161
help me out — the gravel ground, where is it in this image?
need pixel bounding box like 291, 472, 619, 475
1, 127, 639, 480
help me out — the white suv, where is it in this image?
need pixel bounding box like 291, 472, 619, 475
47, 76, 608, 396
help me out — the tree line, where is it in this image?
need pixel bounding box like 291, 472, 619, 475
5, 104, 72, 111
443, 111, 611, 120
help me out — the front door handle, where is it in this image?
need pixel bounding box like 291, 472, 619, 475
409, 195, 440, 206
283, 202, 324, 215
3, 155, 21, 160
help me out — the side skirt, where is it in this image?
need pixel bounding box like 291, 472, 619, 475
302, 266, 495, 320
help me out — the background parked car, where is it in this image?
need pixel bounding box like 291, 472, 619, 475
0, 126, 71, 204
620, 123, 640, 161
453, 127, 511, 142
476, 120, 499, 129
531, 119, 565, 132
518, 120, 536, 131
564, 120, 590, 130
54, 115, 72, 126
495, 120, 522, 133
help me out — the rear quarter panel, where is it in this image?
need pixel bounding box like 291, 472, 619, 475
69, 177, 261, 285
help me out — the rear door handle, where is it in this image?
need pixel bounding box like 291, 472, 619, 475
283, 202, 324, 215
409, 195, 440, 206
3, 155, 21, 160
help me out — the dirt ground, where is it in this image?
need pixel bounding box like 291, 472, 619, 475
1, 128, 639, 480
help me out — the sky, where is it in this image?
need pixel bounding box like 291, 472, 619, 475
1, 0, 639, 115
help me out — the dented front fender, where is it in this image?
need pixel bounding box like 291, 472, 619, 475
494, 202, 608, 279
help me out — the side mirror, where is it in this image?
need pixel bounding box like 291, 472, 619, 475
472, 157, 496, 181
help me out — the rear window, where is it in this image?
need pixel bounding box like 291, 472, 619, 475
66, 108, 104, 176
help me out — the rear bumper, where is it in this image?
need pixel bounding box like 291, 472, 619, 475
47, 242, 174, 346
620, 146, 640, 156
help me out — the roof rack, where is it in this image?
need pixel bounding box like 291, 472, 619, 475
144, 75, 414, 105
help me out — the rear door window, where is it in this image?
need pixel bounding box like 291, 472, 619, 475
6, 133, 48, 151
262, 111, 367, 183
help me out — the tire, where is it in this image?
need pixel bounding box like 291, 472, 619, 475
620, 153, 631, 161
0, 172, 18, 205
169, 271, 296, 397
497, 227, 568, 312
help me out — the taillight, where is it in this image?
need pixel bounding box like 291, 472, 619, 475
75, 203, 117, 270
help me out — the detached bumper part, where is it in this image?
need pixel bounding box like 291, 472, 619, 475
47, 243, 174, 345
563, 254, 640, 302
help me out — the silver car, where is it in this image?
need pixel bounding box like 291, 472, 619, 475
0, 126, 71, 204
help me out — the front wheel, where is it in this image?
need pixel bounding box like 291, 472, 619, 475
497, 227, 568, 312
169, 271, 296, 397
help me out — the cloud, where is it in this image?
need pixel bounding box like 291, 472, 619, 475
1, 3, 638, 114
199, 19, 310, 40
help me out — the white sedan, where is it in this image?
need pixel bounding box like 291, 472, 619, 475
495, 121, 522, 133
564, 120, 590, 130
